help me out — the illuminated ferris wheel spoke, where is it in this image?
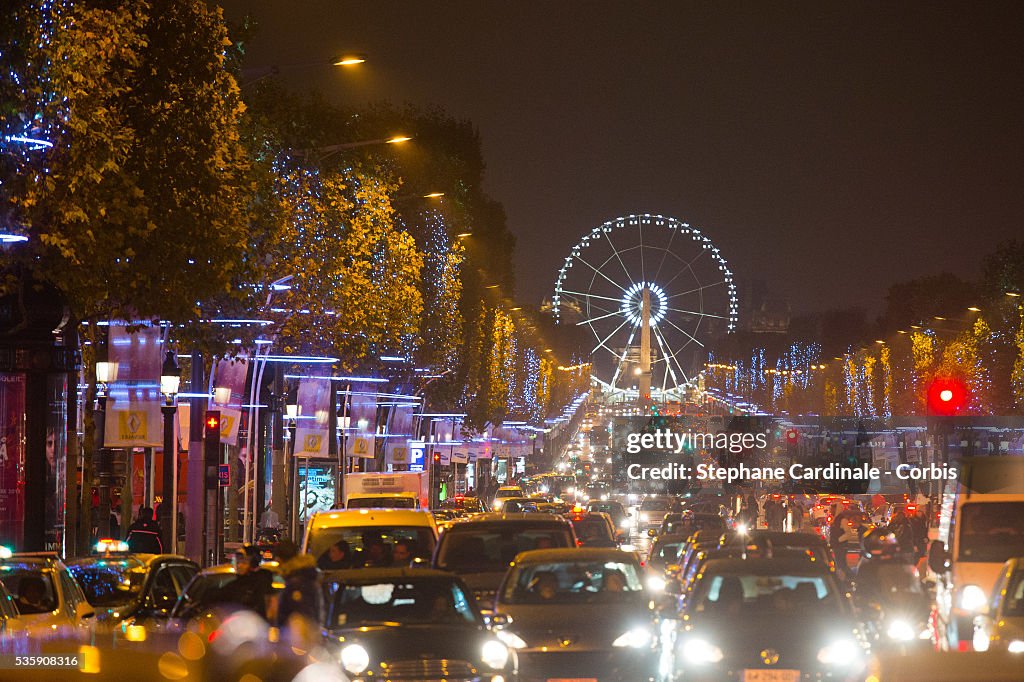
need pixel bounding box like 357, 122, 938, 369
664, 306, 727, 320
665, 280, 726, 299
609, 324, 639, 390
661, 247, 711, 289
559, 288, 628, 305
652, 320, 686, 387
572, 254, 629, 291
600, 228, 637, 289
661, 315, 705, 349
591, 316, 633, 356
576, 309, 626, 326
652, 227, 679, 283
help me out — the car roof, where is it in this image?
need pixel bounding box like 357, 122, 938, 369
321, 567, 459, 582
68, 553, 197, 566
310, 509, 436, 527
513, 548, 639, 564
448, 512, 571, 525
700, 556, 830, 575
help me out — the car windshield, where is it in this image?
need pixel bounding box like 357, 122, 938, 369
324, 578, 477, 628
436, 526, 574, 572
0, 564, 58, 615
588, 502, 623, 516
692, 571, 839, 616
856, 562, 922, 594
307, 526, 436, 568
67, 558, 148, 607
501, 560, 644, 604
958, 503, 1024, 562
640, 498, 671, 511
572, 517, 612, 542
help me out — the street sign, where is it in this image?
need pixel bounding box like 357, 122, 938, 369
218, 464, 229, 487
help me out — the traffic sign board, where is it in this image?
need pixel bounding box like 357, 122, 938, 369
218, 464, 230, 487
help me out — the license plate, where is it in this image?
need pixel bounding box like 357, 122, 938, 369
743, 671, 800, 682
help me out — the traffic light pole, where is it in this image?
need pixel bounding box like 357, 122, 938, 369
185, 353, 206, 564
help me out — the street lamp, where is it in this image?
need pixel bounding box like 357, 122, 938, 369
160, 350, 180, 553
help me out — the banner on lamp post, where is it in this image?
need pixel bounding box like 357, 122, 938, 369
104, 324, 163, 448
385, 401, 415, 467
211, 356, 248, 446
344, 382, 378, 459
294, 375, 331, 458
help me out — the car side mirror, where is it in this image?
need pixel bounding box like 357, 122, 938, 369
625, 512, 632, 518
75, 602, 96, 622
927, 540, 949, 574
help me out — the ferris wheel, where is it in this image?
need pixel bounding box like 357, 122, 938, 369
552, 214, 737, 400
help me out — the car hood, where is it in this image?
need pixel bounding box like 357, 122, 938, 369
497, 601, 651, 650
326, 623, 491, 661
684, 611, 862, 666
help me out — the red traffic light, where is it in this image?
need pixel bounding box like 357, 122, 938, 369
205, 411, 221, 431
785, 429, 799, 445
433, 453, 441, 463
927, 377, 968, 416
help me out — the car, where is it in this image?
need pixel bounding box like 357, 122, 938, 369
492, 486, 525, 511
0, 552, 95, 637
66, 550, 199, 631
302, 508, 438, 569
587, 499, 632, 536
492, 548, 657, 682
637, 496, 674, 535
169, 561, 284, 630
666, 556, 867, 681
720, 530, 837, 573
0, 565, 27, 654
973, 556, 1024, 653
432, 512, 578, 606
566, 510, 618, 548
439, 495, 488, 517
321, 567, 513, 680
500, 497, 541, 513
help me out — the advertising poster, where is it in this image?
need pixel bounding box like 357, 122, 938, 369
297, 462, 337, 527
344, 382, 378, 459
104, 323, 163, 448
294, 375, 331, 458
212, 356, 249, 446
0, 373, 26, 549
46, 374, 67, 552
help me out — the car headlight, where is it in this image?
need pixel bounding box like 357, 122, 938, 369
1008, 639, 1024, 654
647, 575, 667, 592
960, 584, 987, 612
481, 639, 510, 669
613, 626, 653, 648
886, 620, 915, 642
339, 644, 370, 674
682, 638, 724, 664
816, 638, 859, 667
618, 518, 630, 528
640, 513, 649, 522
496, 630, 528, 649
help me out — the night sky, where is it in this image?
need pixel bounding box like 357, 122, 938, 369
218, 1, 1024, 315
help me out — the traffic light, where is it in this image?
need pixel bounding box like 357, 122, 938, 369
433, 452, 441, 464
204, 410, 221, 486
927, 377, 968, 416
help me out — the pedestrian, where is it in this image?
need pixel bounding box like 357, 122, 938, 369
125, 505, 163, 553
215, 544, 275, 619
271, 540, 322, 647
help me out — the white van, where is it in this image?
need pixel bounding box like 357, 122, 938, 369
302, 509, 438, 568
928, 457, 1024, 650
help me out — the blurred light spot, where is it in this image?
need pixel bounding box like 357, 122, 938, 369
158, 652, 189, 680
78, 645, 100, 674
178, 631, 206, 660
